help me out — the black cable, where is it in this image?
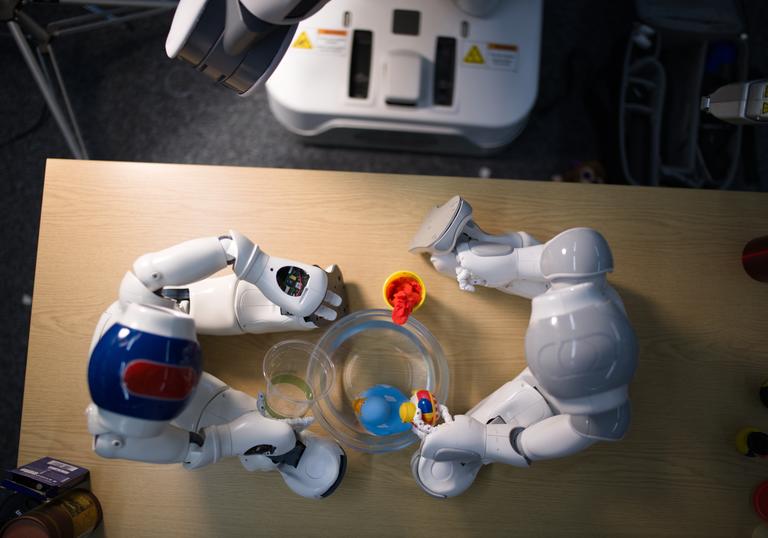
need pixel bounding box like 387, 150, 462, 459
0, 99, 49, 149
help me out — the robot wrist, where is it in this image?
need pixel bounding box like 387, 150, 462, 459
483, 423, 530, 467
509, 427, 532, 465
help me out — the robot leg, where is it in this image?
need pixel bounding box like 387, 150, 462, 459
412, 369, 553, 498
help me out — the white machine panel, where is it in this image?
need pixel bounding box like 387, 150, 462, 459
266, 0, 542, 154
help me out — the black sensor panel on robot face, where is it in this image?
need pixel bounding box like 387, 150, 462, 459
276, 266, 310, 297
176, 0, 296, 94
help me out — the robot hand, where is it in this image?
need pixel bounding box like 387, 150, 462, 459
184, 410, 346, 499
256, 392, 314, 432
184, 410, 296, 470
410, 196, 547, 298
411, 415, 528, 498
113, 230, 348, 337
419, 415, 528, 467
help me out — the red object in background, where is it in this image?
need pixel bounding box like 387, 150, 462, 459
743, 236, 768, 283
387, 277, 422, 325
754, 481, 768, 522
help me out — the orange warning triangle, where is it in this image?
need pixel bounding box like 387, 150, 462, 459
464, 45, 484, 64
292, 31, 312, 49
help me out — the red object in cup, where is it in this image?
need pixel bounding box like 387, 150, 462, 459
389, 278, 422, 325
383, 271, 426, 325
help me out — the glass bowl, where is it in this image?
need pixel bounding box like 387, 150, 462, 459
312, 309, 449, 453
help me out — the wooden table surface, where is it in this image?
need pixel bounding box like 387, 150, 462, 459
19, 159, 768, 537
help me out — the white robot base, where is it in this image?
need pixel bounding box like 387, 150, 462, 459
266, 0, 543, 155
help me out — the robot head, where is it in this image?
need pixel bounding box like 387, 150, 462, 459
88, 303, 202, 421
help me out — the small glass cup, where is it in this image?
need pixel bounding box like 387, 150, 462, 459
262, 340, 335, 419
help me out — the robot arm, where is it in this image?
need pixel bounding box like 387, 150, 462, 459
86, 231, 348, 498
410, 196, 615, 299
166, 0, 330, 95
420, 413, 595, 463
702, 79, 768, 126
114, 230, 344, 336
409, 196, 548, 298
410, 197, 637, 498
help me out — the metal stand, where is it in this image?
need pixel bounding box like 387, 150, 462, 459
3, 0, 177, 159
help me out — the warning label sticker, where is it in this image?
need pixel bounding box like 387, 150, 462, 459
291, 28, 348, 56
462, 41, 518, 71
463, 45, 484, 64
292, 31, 312, 49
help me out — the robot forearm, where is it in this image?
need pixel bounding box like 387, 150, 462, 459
122, 230, 343, 326
419, 415, 530, 468
454, 241, 546, 290
88, 404, 297, 469
417, 412, 596, 470
185, 411, 297, 469
514, 415, 596, 462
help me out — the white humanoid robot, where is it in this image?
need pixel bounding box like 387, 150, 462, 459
408, 196, 638, 498
86, 230, 348, 499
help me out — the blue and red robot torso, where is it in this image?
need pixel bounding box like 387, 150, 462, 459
88, 323, 202, 421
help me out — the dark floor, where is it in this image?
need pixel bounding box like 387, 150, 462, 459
1, 1, 766, 473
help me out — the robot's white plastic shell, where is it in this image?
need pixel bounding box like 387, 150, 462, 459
133, 236, 228, 291
410, 197, 637, 498
120, 301, 197, 341
166, 0, 207, 58
266, 0, 543, 153
241, 0, 331, 24
86, 231, 348, 498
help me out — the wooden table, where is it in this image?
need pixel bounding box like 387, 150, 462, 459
20, 159, 768, 537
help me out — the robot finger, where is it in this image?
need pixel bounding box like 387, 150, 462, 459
324, 290, 343, 307
313, 305, 338, 321
456, 268, 476, 292
281, 416, 315, 432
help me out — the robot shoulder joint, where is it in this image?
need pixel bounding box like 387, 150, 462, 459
541, 228, 613, 280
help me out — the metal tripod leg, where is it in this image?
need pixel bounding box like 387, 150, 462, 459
8, 20, 89, 159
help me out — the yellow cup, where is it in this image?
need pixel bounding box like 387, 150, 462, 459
382, 270, 427, 310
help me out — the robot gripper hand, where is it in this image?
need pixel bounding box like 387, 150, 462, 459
184, 410, 346, 499
411, 415, 529, 499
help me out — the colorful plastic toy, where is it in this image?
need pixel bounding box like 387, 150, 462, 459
354, 385, 412, 437
399, 389, 453, 439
